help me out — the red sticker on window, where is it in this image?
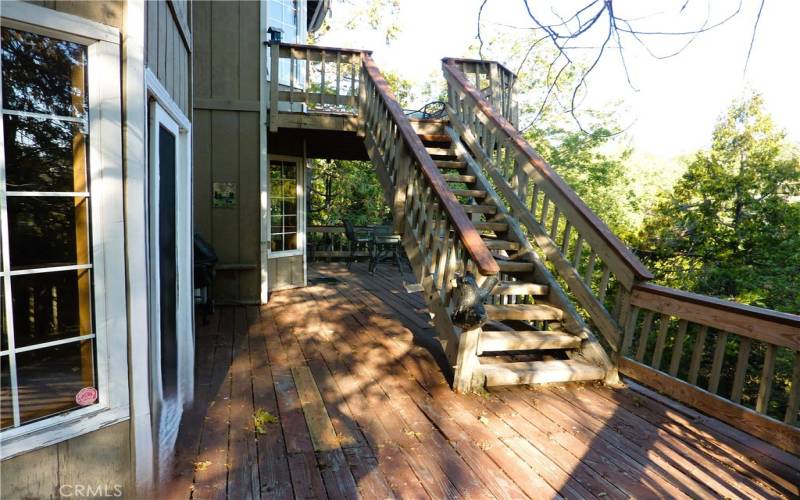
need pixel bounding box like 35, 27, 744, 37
75, 387, 98, 406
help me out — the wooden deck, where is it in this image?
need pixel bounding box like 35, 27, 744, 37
165, 262, 800, 499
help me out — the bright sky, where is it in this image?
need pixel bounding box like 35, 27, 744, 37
318, 0, 800, 158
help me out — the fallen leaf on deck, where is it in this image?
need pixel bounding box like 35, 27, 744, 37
254, 408, 279, 434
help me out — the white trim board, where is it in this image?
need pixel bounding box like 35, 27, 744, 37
122, 0, 154, 492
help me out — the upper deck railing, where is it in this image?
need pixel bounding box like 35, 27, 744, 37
442, 57, 800, 454
267, 41, 499, 282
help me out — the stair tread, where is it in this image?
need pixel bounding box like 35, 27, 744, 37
478, 330, 581, 352
452, 189, 487, 198
461, 204, 497, 214
474, 221, 508, 231
493, 281, 549, 295
435, 160, 466, 169
482, 239, 520, 251
485, 303, 563, 321
417, 133, 451, 143
443, 174, 476, 183
481, 359, 605, 386
496, 260, 534, 272
426, 146, 457, 156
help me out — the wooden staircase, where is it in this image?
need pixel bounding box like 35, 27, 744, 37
413, 131, 613, 390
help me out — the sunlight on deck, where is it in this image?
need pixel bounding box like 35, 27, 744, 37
164, 262, 800, 499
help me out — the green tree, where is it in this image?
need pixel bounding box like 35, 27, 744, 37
637, 93, 800, 313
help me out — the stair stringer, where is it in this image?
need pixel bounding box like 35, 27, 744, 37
444, 124, 618, 385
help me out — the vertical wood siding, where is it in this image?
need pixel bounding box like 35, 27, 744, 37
145, 0, 191, 116
192, 1, 262, 303
1, 421, 132, 498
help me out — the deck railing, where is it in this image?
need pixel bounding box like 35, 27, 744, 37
443, 58, 653, 353
447, 58, 519, 128
442, 56, 800, 454
268, 42, 365, 131
620, 283, 800, 453
307, 225, 371, 259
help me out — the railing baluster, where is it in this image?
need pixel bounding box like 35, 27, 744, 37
335, 52, 342, 106
687, 325, 708, 385
305, 47, 311, 106
561, 222, 572, 255
549, 207, 561, 240
635, 310, 655, 361
289, 50, 295, 106
668, 320, 689, 376
730, 337, 752, 404
651, 314, 671, 370
708, 331, 729, 394
584, 251, 597, 285
539, 195, 550, 225
572, 236, 584, 269
756, 343, 777, 414
320, 49, 326, 104
597, 265, 611, 303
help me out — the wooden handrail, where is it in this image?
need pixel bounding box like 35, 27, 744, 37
443, 57, 517, 80
442, 60, 652, 282
274, 41, 372, 56
631, 283, 800, 349
362, 53, 499, 276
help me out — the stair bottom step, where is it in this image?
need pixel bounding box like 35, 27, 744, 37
481, 359, 605, 386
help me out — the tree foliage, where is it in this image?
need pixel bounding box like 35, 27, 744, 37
636, 93, 800, 312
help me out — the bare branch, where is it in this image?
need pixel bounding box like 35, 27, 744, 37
743, 0, 766, 76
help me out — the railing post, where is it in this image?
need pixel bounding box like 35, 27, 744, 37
357, 62, 367, 137
269, 40, 280, 132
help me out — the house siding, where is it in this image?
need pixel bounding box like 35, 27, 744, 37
1, 421, 132, 499
146, 0, 191, 116
192, 0, 262, 303
24, 0, 124, 29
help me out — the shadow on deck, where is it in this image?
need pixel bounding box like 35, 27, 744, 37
164, 262, 800, 499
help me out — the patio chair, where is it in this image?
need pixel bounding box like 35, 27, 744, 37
343, 219, 371, 269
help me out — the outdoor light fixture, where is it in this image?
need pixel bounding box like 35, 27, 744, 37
267, 26, 283, 44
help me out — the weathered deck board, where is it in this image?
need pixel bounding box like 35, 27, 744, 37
165, 262, 800, 499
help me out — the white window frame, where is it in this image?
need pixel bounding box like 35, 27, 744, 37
0, 2, 129, 459
145, 68, 194, 417
266, 154, 305, 259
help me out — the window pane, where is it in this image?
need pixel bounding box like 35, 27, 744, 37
3, 114, 87, 192
11, 269, 93, 348
1, 28, 87, 118
16, 340, 96, 425
285, 233, 297, 250
7, 196, 90, 270
284, 215, 297, 233
1, 355, 12, 429
270, 233, 284, 252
